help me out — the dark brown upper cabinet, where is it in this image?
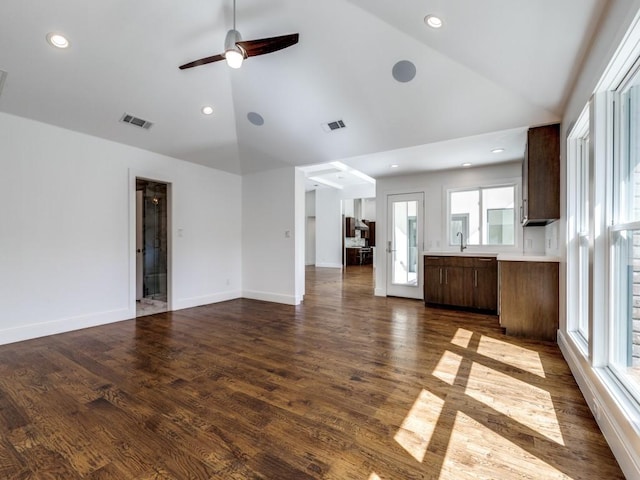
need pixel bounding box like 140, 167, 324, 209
521, 123, 560, 226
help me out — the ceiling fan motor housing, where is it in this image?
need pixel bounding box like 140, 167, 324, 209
224, 29, 245, 58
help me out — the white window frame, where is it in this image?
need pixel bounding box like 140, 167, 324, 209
607, 63, 640, 403
567, 104, 591, 348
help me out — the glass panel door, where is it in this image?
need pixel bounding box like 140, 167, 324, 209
387, 193, 423, 299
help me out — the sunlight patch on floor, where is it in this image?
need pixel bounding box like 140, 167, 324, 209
477, 335, 546, 377
394, 389, 445, 462
439, 412, 568, 480
432, 350, 463, 386
450, 328, 473, 348
465, 362, 564, 445
368, 473, 382, 480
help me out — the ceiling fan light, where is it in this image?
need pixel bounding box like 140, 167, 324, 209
225, 48, 244, 68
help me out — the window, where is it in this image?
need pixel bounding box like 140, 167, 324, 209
610, 74, 640, 397
450, 214, 469, 245
567, 106, 590, 343
449, 185, 516, 246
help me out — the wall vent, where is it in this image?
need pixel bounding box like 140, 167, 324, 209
322, 119, 346, 133
0, 70, 7, 98
120, 113, 153, 130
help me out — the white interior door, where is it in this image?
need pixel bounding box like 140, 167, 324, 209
386, 193, 424, 298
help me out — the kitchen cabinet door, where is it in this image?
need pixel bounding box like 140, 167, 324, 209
424, 265, 443, 304
473, 265, 498, 311
522, 123, 560, 226
443, 266, 468, 307
499, 261, 559, 340
345, 217, 356, 237
346, 248, 359, 266
367, 221, 376, 247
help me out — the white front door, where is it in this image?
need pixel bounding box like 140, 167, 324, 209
386, 193, 424, 299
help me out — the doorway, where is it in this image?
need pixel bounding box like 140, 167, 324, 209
136, 178, 169, 316
386, 192, 424, 299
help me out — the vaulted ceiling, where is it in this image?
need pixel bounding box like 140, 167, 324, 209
0, 0, 609, 178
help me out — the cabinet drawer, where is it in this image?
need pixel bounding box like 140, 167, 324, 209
424, 256, 444, 267
471, 257, 497, 268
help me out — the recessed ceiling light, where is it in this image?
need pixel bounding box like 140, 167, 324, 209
391, 164, 399, 168
201, 106, 214, 115
46, 32, 70, 49
491, 147, 505, 154
462, 163, 472, 168
424, 15, 443, 29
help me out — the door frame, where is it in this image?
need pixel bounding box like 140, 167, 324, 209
128, 169, 173, 317
385, 192, 425, 299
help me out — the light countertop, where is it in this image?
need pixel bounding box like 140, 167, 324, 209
421, 252, 560, 262
422, 251, 497, 257
496, 254, 560, 262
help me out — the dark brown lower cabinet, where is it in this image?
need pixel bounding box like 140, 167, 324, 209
423, 255, 497, 313
499, 260, 559, 341
473, 258, 498, 311
424, 263, 444, 304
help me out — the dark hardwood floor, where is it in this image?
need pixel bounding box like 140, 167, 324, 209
0, 265, 624, 479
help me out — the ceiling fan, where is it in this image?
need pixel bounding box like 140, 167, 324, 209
179, 0, 299, 70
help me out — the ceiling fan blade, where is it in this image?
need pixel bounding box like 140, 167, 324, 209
237, 33, 299, 58
179, 53, 225, 70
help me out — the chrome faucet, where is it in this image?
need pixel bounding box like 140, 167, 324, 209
457, 232, 467, 252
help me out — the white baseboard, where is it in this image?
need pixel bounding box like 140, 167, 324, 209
0, 308, 131, 346
374, 287, 386, 297
242, 290, 300, 305
558, 330, 640, 479
315, 262, 343, 269
172, 290, 241, 310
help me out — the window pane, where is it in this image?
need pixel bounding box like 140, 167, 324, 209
610, 230, 640, 394
483, 186, 515, 245
392, 200, 418, 285
618, 85, 640, 223
578, 136, 590, 340
450, 190, 479, 245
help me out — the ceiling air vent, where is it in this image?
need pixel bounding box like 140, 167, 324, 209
120, 113, 153, 130
0, 70, 7, 98
322, 119, 346, 133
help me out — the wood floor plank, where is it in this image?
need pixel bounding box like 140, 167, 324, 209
0, 265, 625, 479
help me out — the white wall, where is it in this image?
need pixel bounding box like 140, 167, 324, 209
305, 190, 316, 265
315, 188, 343, 268
343, 198, 355, 217
242, 167, 302, 304
363, 198, 376, 221
295, 168, 306, 300
340, 183, 375, 200
558, 2, 640, 478
0, 112, 241, 345
305, 190, 316, 217
374, 162, 522, 296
